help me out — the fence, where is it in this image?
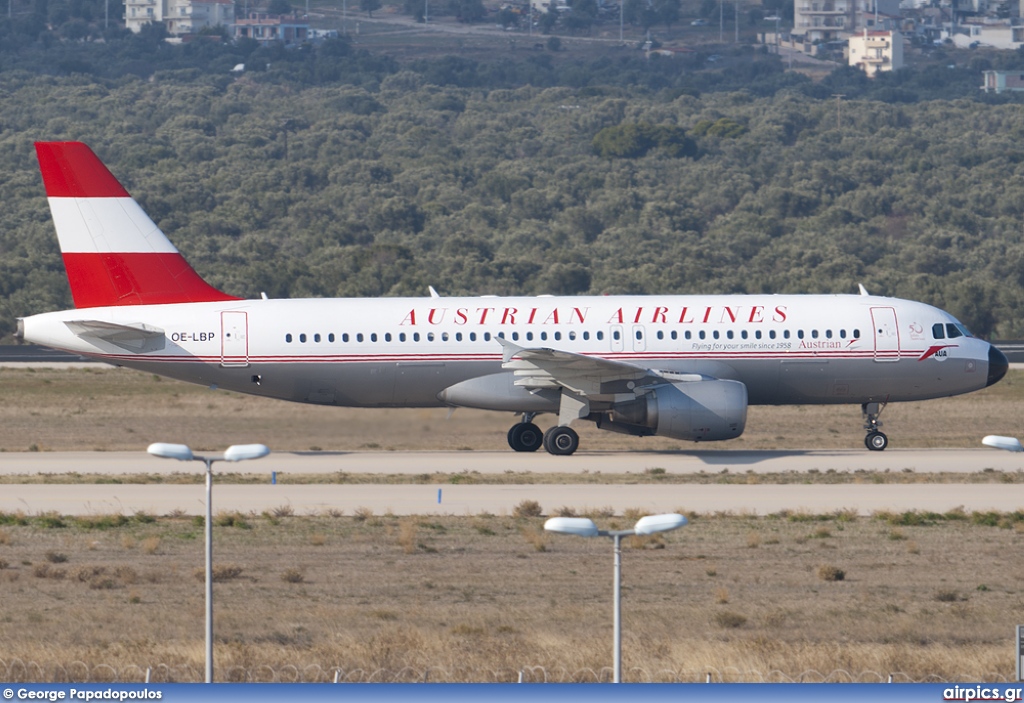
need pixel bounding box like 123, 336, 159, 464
0, 659, 1013, 684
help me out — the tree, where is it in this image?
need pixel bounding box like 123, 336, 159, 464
360, 0, 381, 17
446, 0, 485, 22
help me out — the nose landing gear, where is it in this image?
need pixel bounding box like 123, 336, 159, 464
862, 401, 888, 451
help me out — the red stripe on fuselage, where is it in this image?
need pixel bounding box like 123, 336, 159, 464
62, 252, 241, 307
35, 142, 130, 198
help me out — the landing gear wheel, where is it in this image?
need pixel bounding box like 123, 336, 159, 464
865, 431, 888, 451
543, 426, 580, 456
507, 422, 543, 452
861, 401, 889, 452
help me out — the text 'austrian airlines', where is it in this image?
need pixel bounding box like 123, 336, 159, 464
17, 142, 1009, 454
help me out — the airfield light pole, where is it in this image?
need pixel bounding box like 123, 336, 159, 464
147, 442, 270, 683
544, 513, 687, 683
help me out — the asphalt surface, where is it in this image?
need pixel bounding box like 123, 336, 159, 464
0, 449, 1019, 475
0, 449, 1020, 516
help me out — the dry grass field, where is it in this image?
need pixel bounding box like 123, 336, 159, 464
1, 366, 1023, 682
1, 510, 1023, 682
0, 366, 1021, 453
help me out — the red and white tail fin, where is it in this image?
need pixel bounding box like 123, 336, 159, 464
35, 141, 240, 308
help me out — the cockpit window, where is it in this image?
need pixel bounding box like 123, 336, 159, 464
945, 323, 962, 339
932, 323, 945, 340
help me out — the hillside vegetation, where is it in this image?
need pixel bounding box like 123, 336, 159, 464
1, 37, 1023, 339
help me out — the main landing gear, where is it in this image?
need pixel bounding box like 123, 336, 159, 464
507, 414, 580, 455
862, 401, 888, 451
507, 414, 543, 453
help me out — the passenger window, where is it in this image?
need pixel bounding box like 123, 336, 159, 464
356, 333, 363, 343
596, 331, 604, 341
414, 332, 420, 342
769, 330, 776, 339
825, 330, 832, 339
670, 330, 677, 340
699, 331, 706, 340
314, 333, 321, 343
932, 323, 945, 339
583, 331, 590, 340
497, 332, 505, 339
386, 333, 392, 342
635, 330, 642, 340
399, 333, 406, 342
839, 330, 845, 339
612, 330, 620, 341
484, 332, 491, 341
713, 331, 720, 340
526, 332, 534, 341
427, 332, 434, 342
442, 332, 449, 341
726, 330, 734, 340
541, 332, 548, 341
811, 330, 818, 339
512, 332, 519, 341
329, 333, 335, 342
755, 330, 762, 340
569, 331, 576, 341
853, 329, 860, 338
741, 330, 748, 340
300, 333, 307, 343
285, 334, 292, 343
371, 333, 378, 342
554, 332, 562, 341
469, 332, 476, 342
685, 331, 691, 340
456, 332, 462, 341
343, 333, 350, 343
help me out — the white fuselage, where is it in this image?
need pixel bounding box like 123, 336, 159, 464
20, 293, 999, 408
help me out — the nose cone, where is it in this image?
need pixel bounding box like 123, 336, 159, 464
987, 345, 1009, 387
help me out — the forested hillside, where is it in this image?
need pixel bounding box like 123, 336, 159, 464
1, 47, 1023, 339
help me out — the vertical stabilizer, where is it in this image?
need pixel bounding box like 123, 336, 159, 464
35, 141, 240, 308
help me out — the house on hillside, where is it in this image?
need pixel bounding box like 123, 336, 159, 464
848, 28, 903, 75
981, 70, 1024, 92
233, 13, 310, 44
124, 0, 234, 34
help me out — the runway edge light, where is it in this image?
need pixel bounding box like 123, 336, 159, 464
982, 435, 1024, 453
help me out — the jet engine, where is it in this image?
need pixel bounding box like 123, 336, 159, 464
596, 379, 747, 442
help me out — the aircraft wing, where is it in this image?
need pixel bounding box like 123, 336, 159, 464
64, 320, 166, 353
497, 338, 706, 423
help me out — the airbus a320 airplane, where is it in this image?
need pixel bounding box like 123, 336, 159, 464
16, 142, 1009, 454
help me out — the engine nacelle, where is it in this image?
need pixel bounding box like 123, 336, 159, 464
597, 380, 747, 442
438, 372, 560, 412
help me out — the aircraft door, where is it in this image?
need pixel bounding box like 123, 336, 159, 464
632, 325, 647, 352
221, 311, 249, 368
870, 307, 900, 362
610, 325, 624, 352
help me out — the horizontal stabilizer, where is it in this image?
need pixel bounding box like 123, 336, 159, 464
64, 320, 166, 353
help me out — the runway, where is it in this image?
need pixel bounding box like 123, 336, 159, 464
1, 482, 1023, 517
0, 449, 1021, 516
0, 448, 1019, 475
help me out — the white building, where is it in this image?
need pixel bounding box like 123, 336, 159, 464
794, 0, 900, 42
124, 0, 234, 34
848, 28, 903, 76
